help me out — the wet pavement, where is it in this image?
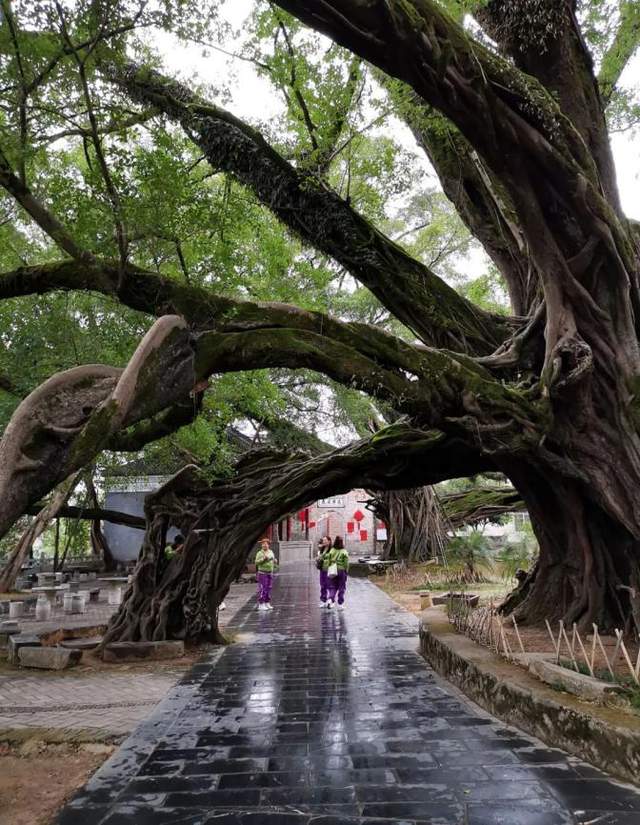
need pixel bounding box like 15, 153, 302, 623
56, 563, 640, 824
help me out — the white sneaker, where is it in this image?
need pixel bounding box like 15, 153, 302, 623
257, 603, 266, 611
327, 600, 333, 609
265, 603, 273, 610
220, 602, 227, 610
319, 601, 326, 608
337, 604, 345, 611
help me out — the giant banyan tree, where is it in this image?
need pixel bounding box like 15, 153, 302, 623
1, 1, 640, 638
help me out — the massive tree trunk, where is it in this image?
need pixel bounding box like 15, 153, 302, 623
2, 1, 640, 637
269, 0, 640, 632
103, 424, 488, 646
370, 487, 448, 562
499, 463, 640, 630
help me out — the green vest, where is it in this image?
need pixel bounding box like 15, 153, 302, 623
256, 548, 276, 573
328, 547, 349, 572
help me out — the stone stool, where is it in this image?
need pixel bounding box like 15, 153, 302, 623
107, 586, 122, 606
68, 594, 84, 614
9, 601, 24, 619
418, 591, 433, 610
35, 595, 52, 621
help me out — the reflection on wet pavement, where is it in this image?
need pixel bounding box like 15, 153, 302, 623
56, 562, 640, 824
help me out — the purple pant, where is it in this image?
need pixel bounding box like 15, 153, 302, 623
319, 570, 329, 602
328, 570, 348, 605
257, 571, 274, 604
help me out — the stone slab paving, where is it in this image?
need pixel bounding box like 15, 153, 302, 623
56, 564, 640, 824
0, 583, 254, 738
0, 672, 182, 736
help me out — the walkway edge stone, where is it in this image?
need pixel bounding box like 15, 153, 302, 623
102, 640, 185, 662
419, 607, 640, 784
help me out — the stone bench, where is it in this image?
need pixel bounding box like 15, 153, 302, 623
102, 640, 185, 663
8, 633, 41, 665
432, 592, 480, 607
0, 621, 21, 652
19, 646, 82, 670
60, 636, 102, 651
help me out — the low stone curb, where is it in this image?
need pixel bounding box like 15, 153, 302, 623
419, 607, 640, 784
102, 640, 185, 662
19, 647, 83, 670
0, 725, 125, 744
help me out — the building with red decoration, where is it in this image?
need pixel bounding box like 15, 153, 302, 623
269, 488, 382, 563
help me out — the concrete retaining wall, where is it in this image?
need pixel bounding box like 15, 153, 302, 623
419, 608, 640, 784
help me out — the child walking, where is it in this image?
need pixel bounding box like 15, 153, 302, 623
316, 535, 332, 607
327, 536, 349, 610
255, 538, 278, 611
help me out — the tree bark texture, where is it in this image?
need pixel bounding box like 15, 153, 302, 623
2, 2, 640, 633
369, 486, 449, 562
103, 424, 487, 645
268, 0, 640, 630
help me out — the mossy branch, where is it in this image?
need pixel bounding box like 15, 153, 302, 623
104, 60, 508, 355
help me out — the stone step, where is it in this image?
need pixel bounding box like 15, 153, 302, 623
19, 646, 82, 670
59, 636, 103, 650
8, 633, 41, 665
102, 640, 185, 662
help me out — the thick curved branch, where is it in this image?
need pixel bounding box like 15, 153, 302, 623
103, 423, 495, 644
0, 304, 535, 542
25, 503, 146, 529
0, 258, 477, 382
599, 1, 640, 106
0, 315, 195, 540
387, 81, 537, 315
105, 61, 508, 355
474, 0, 619, 209
0, 146, 92, 262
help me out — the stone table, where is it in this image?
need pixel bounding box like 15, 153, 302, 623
31, 585, 67, 606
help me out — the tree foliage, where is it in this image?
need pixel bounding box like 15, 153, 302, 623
0, 0, 639, 638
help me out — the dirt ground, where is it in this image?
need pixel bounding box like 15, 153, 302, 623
0, 580, 255, 824
0, 741, 113, 825
0, 644, 204, 678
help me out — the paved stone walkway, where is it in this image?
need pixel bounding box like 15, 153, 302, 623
0, 583, 254, 739
57, 564, 640, 824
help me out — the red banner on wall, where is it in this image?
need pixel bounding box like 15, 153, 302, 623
347, 522, 354, 533
308, 521, 316, 529
359, 529, 368, 542
353, 510, 364, 522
